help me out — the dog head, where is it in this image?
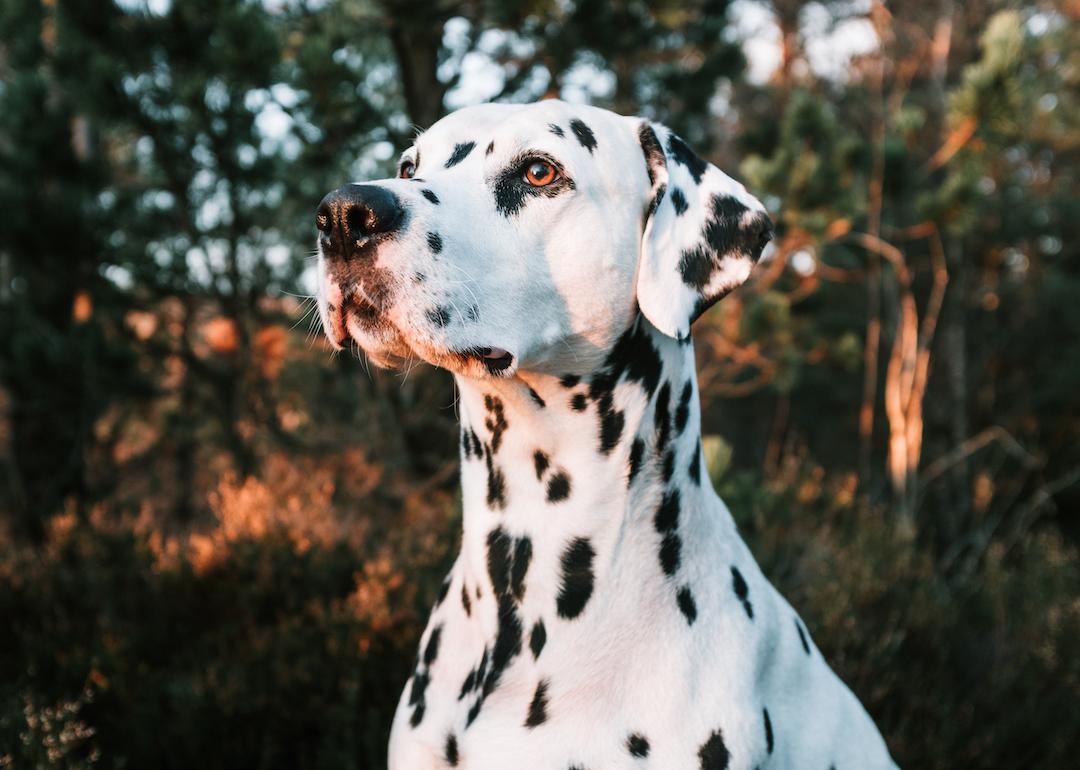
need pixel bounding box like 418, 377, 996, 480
315, 100, 771, 378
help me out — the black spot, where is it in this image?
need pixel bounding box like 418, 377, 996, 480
469, 428, 483, 457
458, 668, 475, 699
479, 530, 526, 711
569, 119, 597, 153
605, 318, 665, 396
427, 307, 450, 327
530, 620, 546, 659
560, 374, 581, 388
675, 381, 693, 433
409, 670, 429, 709
549, 123, 565, 137
547, 471, 571, 502
653, 484, 678, 527
484, 395, 508, 453
556, 537, 596, 619
413, 271, 426, 283
528, 386, 546, 408
627, 733, 651, 758
510, 537, 533, 601
667, 133, 707, 183
524, 679, 549, 728
492, 531, 533, 607
677, 585, 697, 625
485, 451, 507, 510
638, 123, 666, 188
487, 528, 514, 598
732, 566, 754, 620
638, 123, 667, 215
628, 438, 645, 485
409, 699, 425, 727
533, 450, 550, 480
698, 729, 730, 770
645, 181, 667, 220
461, 428, 473, 460
689, 443, 702, 485
795, 617, 811, 655
678, 194, 771, 298
427, 231, 443, 254
670, 186, 689, 215
423, 624, 442, 666
654, 488, 681, 577
462, 584, 472, 616
571, 393, 588, 412
661, 450, 675, 484
445, 733, 459, 766
599, 408, 625, 454
421, 188, 440, 204
466, 304, 480, 322
682, 254, 717, 298
654, 382, 672, 452
731, 566, 748, 599
586, 318, 664, 456
474, 648, 488, 689
486, 140, 495, 155
763, 708, 774, 754
659, 532, 682, 576
467, 699, 482, 726
445, 141, 476, 168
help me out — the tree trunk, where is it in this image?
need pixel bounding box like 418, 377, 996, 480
388, 20, 449, 129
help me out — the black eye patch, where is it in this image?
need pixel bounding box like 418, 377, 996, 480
491, 153, 575, 217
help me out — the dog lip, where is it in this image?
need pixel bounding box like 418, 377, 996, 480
462, 346, 515, 373
482, 351, 514, 373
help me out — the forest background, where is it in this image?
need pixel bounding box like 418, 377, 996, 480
1, 0, 1078, 767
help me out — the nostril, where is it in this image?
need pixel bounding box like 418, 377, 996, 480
346, 205, 372, 238
315, 205, 332, 233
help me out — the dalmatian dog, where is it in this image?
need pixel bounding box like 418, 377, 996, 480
315, 100, 898, 770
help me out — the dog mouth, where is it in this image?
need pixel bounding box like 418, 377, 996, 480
332, 301, 516, 377
323, 281, 516, 376
461, 346, 514, 374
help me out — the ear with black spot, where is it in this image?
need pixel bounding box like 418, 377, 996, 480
634, 121, 773, 340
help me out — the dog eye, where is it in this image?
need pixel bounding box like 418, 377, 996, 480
399, 160, 416, 179
524, 160, 558, 187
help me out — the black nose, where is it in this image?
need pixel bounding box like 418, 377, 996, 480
316, 184, 404, 260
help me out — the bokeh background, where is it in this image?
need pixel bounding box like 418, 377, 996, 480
1, 0, 1078, 767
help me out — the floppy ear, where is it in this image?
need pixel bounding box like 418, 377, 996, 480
634, 121, 773, 340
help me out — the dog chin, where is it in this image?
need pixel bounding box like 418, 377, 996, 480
341, 321, 518, 380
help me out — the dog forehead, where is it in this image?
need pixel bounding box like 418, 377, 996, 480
419, 100, 627, 159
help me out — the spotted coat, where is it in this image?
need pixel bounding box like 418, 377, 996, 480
314, 100, 898, 770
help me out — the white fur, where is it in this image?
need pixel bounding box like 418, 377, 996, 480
315, 100, 898, 770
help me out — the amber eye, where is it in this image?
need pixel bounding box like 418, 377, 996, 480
399, 160, 416, 179
524, 159, 558, 187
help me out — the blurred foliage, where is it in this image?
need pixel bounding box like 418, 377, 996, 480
1, 0, 1079, 768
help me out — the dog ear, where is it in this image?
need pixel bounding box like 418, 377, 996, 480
634, 121, 773, 340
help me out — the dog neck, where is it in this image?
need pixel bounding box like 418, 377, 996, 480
451, 316, 727, 630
